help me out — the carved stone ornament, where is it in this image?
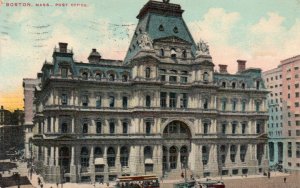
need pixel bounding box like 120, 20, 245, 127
196, 39, 210, 56
138, 32, 153, 50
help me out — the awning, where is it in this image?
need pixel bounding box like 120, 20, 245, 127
95, 158, 104, 165
145, 158, 153, 164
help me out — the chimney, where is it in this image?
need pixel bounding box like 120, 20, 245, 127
1, 106, 3, 110
58, 42, 68, 53
237, 60, 246, 73
219, 64, 228, 73
88, 48, 101, 63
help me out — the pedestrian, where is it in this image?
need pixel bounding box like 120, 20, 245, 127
267, 171, 270, 179
38, 177, 41, 185
284, 177, 287, 183
41, 183, 43, 188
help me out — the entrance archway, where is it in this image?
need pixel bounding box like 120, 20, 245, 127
162, 121, 191, 173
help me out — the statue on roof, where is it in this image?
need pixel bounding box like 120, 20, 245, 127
138, 32, 153, 50
196, 39, 210, 56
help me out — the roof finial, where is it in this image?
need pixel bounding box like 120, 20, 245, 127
163, 0, 170, 3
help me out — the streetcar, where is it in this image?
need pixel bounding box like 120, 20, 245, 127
115, 175, 160, 188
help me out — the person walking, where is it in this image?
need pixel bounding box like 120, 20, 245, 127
284, 177, 287, 183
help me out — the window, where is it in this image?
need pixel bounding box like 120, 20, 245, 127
82, 72, 88, 80
80, 147, 89, 168
232, 123, 237, 134
61, 68, 68, 78
222, 124, 226, 134
169, 76, 177, 83
122, 96, 128, 108
255, 101, 260, 112
107, 147, 115, 167
109, 96, 115, 108
240, 145, 247, 162
232, 101, 237, 111
180, 76, 188, 83
242, 123, 246, 134
288, 85, 291, 90
288, 121, 291, 126
96, 122, 102, 134
296, 92, 300, 98
82, 95, 88, 107
145, 67, 151, 78
256, 81, 260, 90
122, 75, 128, 82
295, 67, 299, 70
203, 72, 209, 82
297, 142, 300, 158
109, 74, 115, 81
122, 122, 128, 134
95, 73, 101, 80
120, 147, 129, 167
222, 82, 226, 88
296, 121, 300, 126
145, 121, 151, 135
96, 96, 101, 108
296, 102, 300, 107
241, 83, 245, 89
202, 146, 209, 165
146, 95, 151, 108
288, 142, 292, 158
242, 101, 246, 112
160, 49, 164, 56
232, 82, 236, 89
171, 48, 176, 59
203, 123, 209, 134
82, 123, 88, 134
296, 84, 299, 88
61, 123, 68, 133
297, 130, 300, 136
169, 93, 177, 108
230, 145, 236, 162
203, 98, 208, 110
109, 122, 115, 134
222, 100, 226, 111
61, 94, 68, 105
173, 26, 178, 33
160, 92, 167, 108
180, 93, 187, 108
256, 123, 260, 134
160, 75, 166, 81
182, 50, 187, 58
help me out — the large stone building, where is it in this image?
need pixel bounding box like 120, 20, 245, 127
30, 0, 268, 183
263, 55, 300, 171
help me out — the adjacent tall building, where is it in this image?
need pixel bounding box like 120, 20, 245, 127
29, 0, 268, 183
263, 55, 300, 171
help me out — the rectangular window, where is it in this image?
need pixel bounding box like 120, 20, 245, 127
288, 121, 292, 126
180, 76, 188, 83
96, 96, 101, 109
288, 142, 292, 158
297, 142, 300, 158
109, 122, 115, 134
180, 93, 187, 108
242, 101, 246, 112
296, 93, 300, 98
232, 124, 236, 134
109, 96, 115, 108
61, 94, 68, 105
169, 76, 177, 83
222, 101, 226, 111
296, 130, 300, 136
122, 96, 128, 108
61, 67, 68, 78
160, 75, 166, 81
288, 130, 292, 136
296, 121, 300, 126
288, 93, 291, 98
145, 121, 151, 135
296, 102, 300, 107
242, 123, 246, 134
122, 122, 128, 134
96, 122, 102, 133
295, 67, 299, 70
160, 92, 167, 108
256, 124, 260, 134
82, 95, 88, 107
296, 84, 299, 88
256, 102, 260, 112
232, 101, 236, 111
222, 124, 226, 134
169, 93, 177, 108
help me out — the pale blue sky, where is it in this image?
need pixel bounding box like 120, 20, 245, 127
1, 0, 300, 110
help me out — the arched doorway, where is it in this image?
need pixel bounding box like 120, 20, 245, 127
162, 121, 191, 173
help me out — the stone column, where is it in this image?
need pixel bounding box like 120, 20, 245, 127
116, 146, 121, 174
55, 116, 59, 133
225, 145, 231, 164
55, 147, 59, 166
166, 93, 170, 108
70, 146, 77, 183
236, 144, 241, 164
44, 147, 48, 166
103, 146, 108, 182
208, 144, 219, 177
89, 146, 95, 182
177, 149, 181, 170
50, 147, 54, 166
166, 147, 170, 172
71, 117, 75, 133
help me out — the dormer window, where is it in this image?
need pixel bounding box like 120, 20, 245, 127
173, 26, 178, 33
82, 72, 88, 80
61, 67, 68, 78
182, 50, 187, 58
160, 49, 164, 56
145, 67, 151, 78
159, 24, 164, 31
171, 48, 176, 59
109, 74, 115, 81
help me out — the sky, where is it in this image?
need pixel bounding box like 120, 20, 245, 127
1, 0, 300, 111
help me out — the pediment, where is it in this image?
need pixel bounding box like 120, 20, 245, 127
131, 51, 160, 63
153, 36, 192, 45
200, 60, 214, 66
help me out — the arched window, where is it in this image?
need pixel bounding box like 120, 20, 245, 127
109, 122, 115, 134
122, 122, 128, 134
82, 72, 88, 80
240, 145, 247, 162
159, 24, 164, 31
122, 75, 128, 82
256, 80, 260, 90
222, 81, 226, 88
94, 147, 103, 158
109, 96, 115, 108
82, 123, 88, 134
120, 147, 129, 167
241, 83, 245, 89
107, 147, 115, 167
220, 145, 226, 164
232, 82, 236, 89
171, 48, 176, 59
61, 123, 68, 133
160, 49, 164, 56
146, 95, 151, 108
96, 96, 101, 108
80, 147, 89, 168
203, 123, 209, 134
180, 146, 188, 168
95, 73, 101, 80
109, 74, 115, 81
145, 67, 151, 78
